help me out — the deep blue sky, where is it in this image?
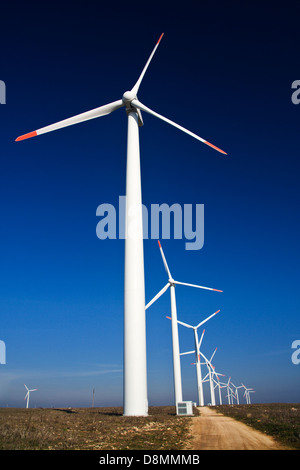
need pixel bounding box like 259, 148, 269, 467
0, 1, 299, 407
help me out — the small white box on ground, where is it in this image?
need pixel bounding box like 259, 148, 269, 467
176, 401, 194, 416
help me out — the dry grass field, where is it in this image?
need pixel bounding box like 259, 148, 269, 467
0, 404, 299, 451
213, 403, 300, 450
0, 406, 196, 450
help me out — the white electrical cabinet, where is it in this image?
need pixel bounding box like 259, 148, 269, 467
176, 401, 194, 416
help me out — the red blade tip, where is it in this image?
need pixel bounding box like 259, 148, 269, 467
204, 140, 227, 155
213, 289, 223, 292
158, 240, 161, 248
15, 131, 37, 142
157, 33, 164, 45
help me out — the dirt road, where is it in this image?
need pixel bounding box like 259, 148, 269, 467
184, 406, 289, 450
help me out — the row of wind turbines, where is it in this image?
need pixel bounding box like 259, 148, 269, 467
147, 240, 254, 409
16, 33, 253, 414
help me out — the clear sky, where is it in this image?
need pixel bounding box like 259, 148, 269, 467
0, 1, 299, 408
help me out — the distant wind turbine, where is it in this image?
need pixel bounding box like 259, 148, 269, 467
24, 384, 37, 409
214, 373, 227, 405
201, 348, 219, 406
242, 384, 255, 404
16, 34, 226, 416
231, 382, 244, 405
223, 377, 236, 405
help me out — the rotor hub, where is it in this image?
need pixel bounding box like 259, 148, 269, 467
122, 90, 136, 104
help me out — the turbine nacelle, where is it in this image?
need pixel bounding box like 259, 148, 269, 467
122, 90, 136, 105
122, 91, 143, 126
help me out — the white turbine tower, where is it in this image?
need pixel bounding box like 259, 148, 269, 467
16, 34, 226, 417
167, 309, 221, 406
24, 384, 37, 409
146, 240, 223, 405
224, 377, 232, 404
247, 390, 255, 404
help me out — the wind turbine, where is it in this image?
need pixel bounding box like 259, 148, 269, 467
231, 382, 243, 405
223, 377, 233, 404
205, 358, 226, 406
16, 34, 226, 417
167, 309, 220, 406
242, 384, 255, 404
24, 384, 37, 409
146, 240, 223, 405
224, 377, 238, 405
214, 373, 227, 405
201, 348, 219, 406
247, 390, 255, 404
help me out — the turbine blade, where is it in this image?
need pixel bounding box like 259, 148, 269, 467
131, 33, 164, 95
198, 329, 205, 348
167, 315, 193, 329
145, 283, 169, 310
131, 99, 227, 155
177, 319, 193, 329
180, 350, 195, 356
157, 240, 172, 279
173, 280, 223, 292
15, 99, 124, 141
24, 384, 28, 391
210, 347, 217, 363
196, 309, 221, 328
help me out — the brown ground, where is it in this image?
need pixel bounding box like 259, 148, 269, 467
184, 406, 291, 450
0, 405, 296, 450
0, 406, 190, 450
